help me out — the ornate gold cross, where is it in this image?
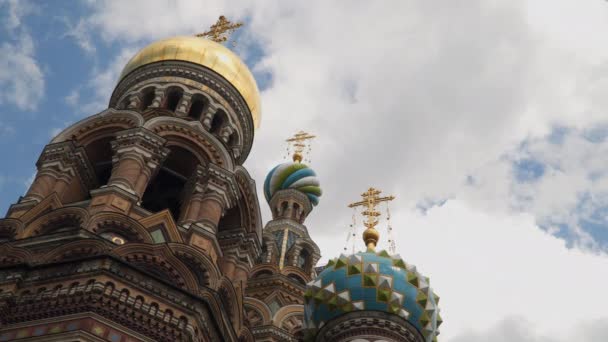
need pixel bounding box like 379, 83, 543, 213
286, 131, 316, 163
196, 15, 243, 43
348, 187, 395, 250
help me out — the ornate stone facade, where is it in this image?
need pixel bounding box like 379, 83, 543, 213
0, 51, 264, 341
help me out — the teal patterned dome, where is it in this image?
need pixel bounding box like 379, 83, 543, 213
304, 250, 442, 342
264, 162, 322, 206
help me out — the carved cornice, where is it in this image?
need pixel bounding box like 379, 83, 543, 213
111, 127, 169, 166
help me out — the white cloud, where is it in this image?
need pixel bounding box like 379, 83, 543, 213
71, 0, 608, 340
62, 17, 96, 55
0, 0, 44, 111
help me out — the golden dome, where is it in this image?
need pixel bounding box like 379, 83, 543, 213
119, 36, 261, 128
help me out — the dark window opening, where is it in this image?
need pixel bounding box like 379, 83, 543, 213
188, 95, 207, 120
210, 110, 227, 134
141, 146, 199, 220
165, 87, 183, 112
85, 137, 113, 188
298, 249, 310, 270
218, 205, 241, 232
141, 88, 155, 110
288, 274, 306, 285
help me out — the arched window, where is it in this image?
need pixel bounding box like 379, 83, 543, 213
178, 316, 188, 329
281, 201, 289, 216
103, 282, 114, 296
293, 203, 300, 220
141, 87, 155, 110
288, 274, 306, 285
134, 296, 144, 309
149, 302, 159, 317
188, 94, 207, 120
298, 249, 310, 270
164, 87, 183, 112
210, 109, 227, 134
118, 289, 129, 302
141, 146, 199, 220
85, 137, 113, 188
163, 309, 173, 323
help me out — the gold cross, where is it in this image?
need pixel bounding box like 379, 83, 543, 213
348, 187, 395, 250
286, 131, 316, 163
196, 15, 243, 43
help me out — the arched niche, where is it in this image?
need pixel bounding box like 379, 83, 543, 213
141, 145, 200, 221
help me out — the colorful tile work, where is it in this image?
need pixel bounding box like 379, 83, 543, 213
304, 250, 442, 342
33, 326, 46, 336
108, 330, 122, 342
66, 322, 80, 331
49, 325, 63, 334
92, 325, 106, 336
16, 329, 30, 339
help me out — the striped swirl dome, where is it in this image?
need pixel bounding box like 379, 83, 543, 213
264, 162, 322, 206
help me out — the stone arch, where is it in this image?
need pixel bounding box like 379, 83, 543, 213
20, 206, 89, 239
87, 212, 153, 244
42, 239, 111, 263
0, 244, 32, 266
169, 243, 221, 289
244, 297, 272, 326
218, 276, 242, 332
281, 266, 310, 284
238, 327, 255, 342
144, 117, 233, 170
234, 167, 262, 236
272, 304, 303, 326
112, 243, 199, 292
51, 109, 143, 145
250, 264, 278, 279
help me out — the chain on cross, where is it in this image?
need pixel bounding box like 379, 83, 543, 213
286, 131, 316, 163
348, 187, 395, 250
196, 15, 243, 44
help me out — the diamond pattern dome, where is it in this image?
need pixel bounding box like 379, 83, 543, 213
304, 250, 442, 342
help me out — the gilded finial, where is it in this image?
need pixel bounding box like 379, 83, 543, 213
196, 15, 243, 44
286, 131, 316, 163
348, 187, 395, 251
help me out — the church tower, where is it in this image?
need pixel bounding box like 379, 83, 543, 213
244, 132, 322, 341
0, 18, 264, 341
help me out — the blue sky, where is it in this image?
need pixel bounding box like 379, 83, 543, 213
1, 1, 608, 340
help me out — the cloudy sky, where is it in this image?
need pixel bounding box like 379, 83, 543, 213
1, 0, 607, 340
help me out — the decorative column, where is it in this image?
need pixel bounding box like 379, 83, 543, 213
149, 88, 165, 108
107, 128, 169, 199
219, 124, 235, 143
180, 164, 237, 232
201, 103, 219, 130
24, 141, 96, 204
125, 94, 141, 110
181, 163, 239, 266
175, 93, 192, 117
